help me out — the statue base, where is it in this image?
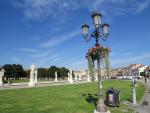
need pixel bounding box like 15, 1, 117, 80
28, 82, 35, 87
94, 110, 111, 113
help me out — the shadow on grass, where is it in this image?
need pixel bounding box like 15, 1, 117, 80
82, 93, 98, 108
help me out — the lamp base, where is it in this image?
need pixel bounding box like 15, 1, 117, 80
94, 110, 111, 113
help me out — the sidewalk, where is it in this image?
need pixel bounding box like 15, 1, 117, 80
136, 79, 150, 113
0, 80, 89, 90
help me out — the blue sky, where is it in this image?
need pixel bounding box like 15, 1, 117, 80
0, 0, 150, 69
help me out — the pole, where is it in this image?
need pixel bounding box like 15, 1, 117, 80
96, 57, 105, 112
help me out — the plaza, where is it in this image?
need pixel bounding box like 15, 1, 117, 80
0, 0, 150, 113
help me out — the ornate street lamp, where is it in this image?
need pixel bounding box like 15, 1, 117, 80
81, 12, 110, 113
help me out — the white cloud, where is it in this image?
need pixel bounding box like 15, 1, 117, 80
120, 52, 135, 56
17, 48, 39, 53
9, 0, 150, 21
64, 59, 87, 70
111, 52, 150, 66
30, 50, 54, 58
40, 29, 79, 48
33, 53, 62, 67
10, 0, 82, 21
135, 0, 150, 14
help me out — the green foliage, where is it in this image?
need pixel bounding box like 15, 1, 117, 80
87, 47, 111, 77
87, 55, 94, 79
1, 64, 69, 80
47, 66, 59, 78
59, 67, 69, 79
2, 64, 26, 79
38, 66, 69, 79
38, 68, 48, 79
140, 72, 146, 76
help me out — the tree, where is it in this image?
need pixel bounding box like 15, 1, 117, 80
140, 72, 146, 77
38, 68, 48, 79
47, 66, 59, 78
59, 67, 69, 79
2, 64, 26, 79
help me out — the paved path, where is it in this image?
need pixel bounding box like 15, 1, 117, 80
136, 79, 150, 113
0, 80, 89, 90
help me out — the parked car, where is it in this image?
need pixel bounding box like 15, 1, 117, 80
135, 76, 142, 79
111, 76, 117, 79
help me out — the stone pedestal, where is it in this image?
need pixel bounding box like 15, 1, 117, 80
28, 75, 35, 87
94, 110, 110, 113
0, 69, 5, 87
55, 71, 58, 82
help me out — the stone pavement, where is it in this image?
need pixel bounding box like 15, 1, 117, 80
136, 79, 150, 113
0, 80, 89, 90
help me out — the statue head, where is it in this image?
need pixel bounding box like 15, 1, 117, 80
31, 65, 35, 71
70, 70, 72, 74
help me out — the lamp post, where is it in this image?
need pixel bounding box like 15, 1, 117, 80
81, 13, 109, 113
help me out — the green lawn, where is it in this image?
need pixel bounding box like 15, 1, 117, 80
0, 80, 146, 113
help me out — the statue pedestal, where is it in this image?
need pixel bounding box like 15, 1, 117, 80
68, 79, 73, 83
35, 77, 38, 85
87, 77, 91, 82
55, 78, 58, 82
28, 77, 35, 87
94, 110, 110, 113
28, 82, 35, 87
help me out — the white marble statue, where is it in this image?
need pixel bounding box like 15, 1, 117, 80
68, 70, 73, 83
28, 65, 38, 87
74, 73, 78, 81
0, 68, 5, 87
55, 71, 58, 82
78, 75, 82, 80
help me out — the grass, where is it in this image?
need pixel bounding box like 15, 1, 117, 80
0, 80, 146, 113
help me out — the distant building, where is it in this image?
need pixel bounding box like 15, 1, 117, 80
131, 65, 147, 77
112, 64, 147, 78
73, 68, 111, 79
145, 66, 150, 76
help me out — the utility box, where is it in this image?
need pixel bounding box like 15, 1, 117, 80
105, 88, 120, 107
